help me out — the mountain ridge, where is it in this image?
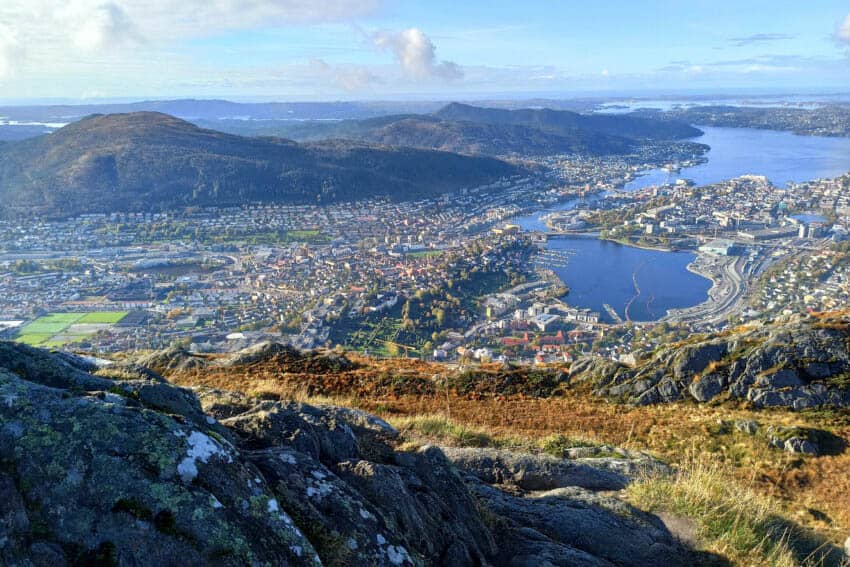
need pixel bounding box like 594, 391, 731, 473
0, 112, 521, 218
201, 102, 704, 157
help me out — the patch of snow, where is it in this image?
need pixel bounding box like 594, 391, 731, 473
267, 499, 280, 514
376, 534, 387, 545
205, 416, 216, 425
210, 495, 224, 509
290, 545, 303, 557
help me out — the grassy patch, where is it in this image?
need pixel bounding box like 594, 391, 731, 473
285, 229, 330, 243
538, 433, 600, 457
77, 311, 128, 324
388, 415, 499, 448
19, 313, 83, 335
627, 453, 836, 566
406, 250, 443, 258
14, 311, 125, 347
14, 333, 52, 346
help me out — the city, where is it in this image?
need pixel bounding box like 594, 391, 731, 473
2, 1, 850, 565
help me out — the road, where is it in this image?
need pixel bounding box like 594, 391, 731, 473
662, 247, 777, 327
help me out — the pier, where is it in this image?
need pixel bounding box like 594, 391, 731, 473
531, 248, 575, 268
602, 303, 624, 324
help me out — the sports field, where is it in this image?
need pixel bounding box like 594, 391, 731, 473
77, 311, 128, 324
15, 311, 128, 346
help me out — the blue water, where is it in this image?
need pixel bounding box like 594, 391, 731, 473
545, 237, 711, 322
516, 125, 850, 321
626, 126, 850, 191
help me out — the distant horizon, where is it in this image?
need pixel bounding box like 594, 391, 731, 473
2, 88, 850, 108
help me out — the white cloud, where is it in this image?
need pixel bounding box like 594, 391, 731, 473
372, 28, 462, 81
71, 3, 139, 51
0, 25, 23, 80
838, 14, 850, 44
0, 0, 384, 92
0, 0, 382, 53
308, 58, 383, 91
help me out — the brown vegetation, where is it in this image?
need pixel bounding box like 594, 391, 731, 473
166, 354, 850, 550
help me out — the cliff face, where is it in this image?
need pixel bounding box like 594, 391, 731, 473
0, 341, 719, 566
571, 313, 850, 409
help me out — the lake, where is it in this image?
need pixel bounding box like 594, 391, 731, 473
518, 125, 850, 321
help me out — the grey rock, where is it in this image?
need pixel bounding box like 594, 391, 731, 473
672, 342, 728, 380
784, 437, 819, 455
336, 448, 497, 565
803, 362, 834, 380
569, 357, 623, 388
0, 342, 732, 566
689, 373, 727, 402
766, 426, 826, 456
734, 420, 760, 435
756, 368, 803, 389
0, 349, 320, 566
470, 481, 713, 566
441, 447, 629, 491
571, 315, 850, 409
135, 345, 208, 375
491, 526, 609, 566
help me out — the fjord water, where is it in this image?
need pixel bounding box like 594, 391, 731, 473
519, 126, 850, 321
546, 236, 711, 322
627, 126, 850, 190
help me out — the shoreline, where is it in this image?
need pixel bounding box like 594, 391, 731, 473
539, 229, 719, 325
661, 252, 743, 325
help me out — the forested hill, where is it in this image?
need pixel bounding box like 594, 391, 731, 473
201, 102, 703, 157
433, 102, 703, 141
0, 112, 521, 218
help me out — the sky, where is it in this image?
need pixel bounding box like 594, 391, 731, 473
0, 0, 849, 101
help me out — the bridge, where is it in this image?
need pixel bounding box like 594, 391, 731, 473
529, 230, 600, 241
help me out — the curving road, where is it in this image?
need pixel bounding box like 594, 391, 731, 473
663, 247, 777, 328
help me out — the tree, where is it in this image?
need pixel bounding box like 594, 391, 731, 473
433, 307, 446, 327
384, 341, 400, 357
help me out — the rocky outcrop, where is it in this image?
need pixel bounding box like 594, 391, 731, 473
441, 447, 631, 491
0, 341, 717, 566
137, 341, 358, 377
135, 345, 209, 375
572, 314, 850, 409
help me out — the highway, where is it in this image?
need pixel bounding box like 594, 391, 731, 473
662, 246, 779, 327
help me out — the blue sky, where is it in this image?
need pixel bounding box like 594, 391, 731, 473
1, 0, 849, 101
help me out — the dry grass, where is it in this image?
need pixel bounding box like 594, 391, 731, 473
628, 451, 845, 566
360, 395, 850, 542
167, 358, 850, 557
387, 415, 504, 448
